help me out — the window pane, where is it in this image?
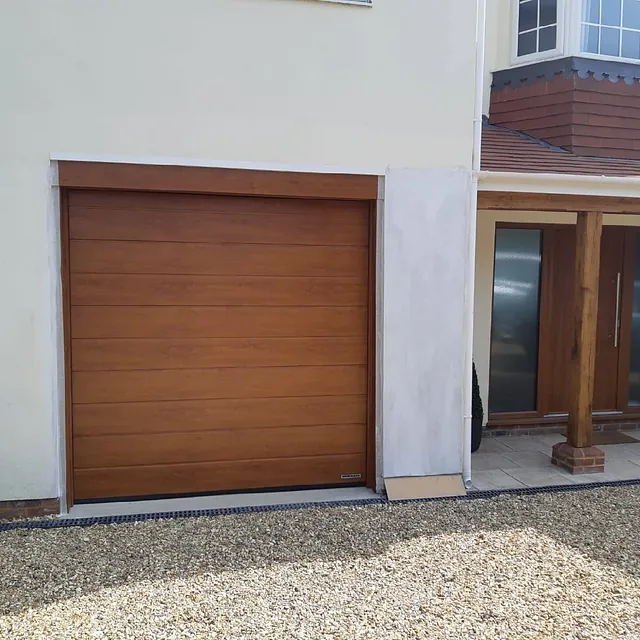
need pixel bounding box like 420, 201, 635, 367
602, 0, 622, 26
627, 233, 640, 406
519, 0, 539, 32
582, 24, 601, 51
601, 26, 621, 53
539, 25, 557, 50
518, 30, 538, 55
489, 229, 542, 414
622, 28, 640, 58
540, 0, 558, 25
623, 0, 640, 29
583, 0, 601, 23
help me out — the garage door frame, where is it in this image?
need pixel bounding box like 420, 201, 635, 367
58, 161, 379, 508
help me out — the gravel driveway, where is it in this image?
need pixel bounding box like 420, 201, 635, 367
1, 486, 640, 639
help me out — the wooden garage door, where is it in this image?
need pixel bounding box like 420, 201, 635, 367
67, 190, 371, 501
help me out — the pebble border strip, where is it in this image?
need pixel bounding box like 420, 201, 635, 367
2, 478, 640, 532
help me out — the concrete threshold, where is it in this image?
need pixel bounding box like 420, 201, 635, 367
63, 487, 380, 520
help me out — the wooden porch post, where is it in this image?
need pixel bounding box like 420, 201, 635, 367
568, 211, 602, 447
551, 211, 606, 474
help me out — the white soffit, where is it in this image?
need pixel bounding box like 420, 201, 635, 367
478, 170, 640, 200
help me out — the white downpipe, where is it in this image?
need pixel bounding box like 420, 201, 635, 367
463, 0, 486, 490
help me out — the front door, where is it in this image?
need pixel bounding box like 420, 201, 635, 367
544, 226, 625, 414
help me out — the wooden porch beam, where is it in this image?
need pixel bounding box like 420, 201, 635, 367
478, 191, 640, 215
567, 211, 603, 448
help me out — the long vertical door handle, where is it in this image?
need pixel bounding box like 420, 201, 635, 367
614, 272, 621, 348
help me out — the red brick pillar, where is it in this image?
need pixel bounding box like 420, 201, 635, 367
551, 443, 605, 474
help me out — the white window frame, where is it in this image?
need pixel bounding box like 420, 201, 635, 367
511, 0, 640, 66
511, 0, 566, 65
574, 0, 640, 62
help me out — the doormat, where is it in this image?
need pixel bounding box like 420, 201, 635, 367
592, 431, 639, 445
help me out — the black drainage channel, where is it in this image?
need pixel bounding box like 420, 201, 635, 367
2, 478, 640, 533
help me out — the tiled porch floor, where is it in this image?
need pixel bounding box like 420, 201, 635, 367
471, 432, 640, 490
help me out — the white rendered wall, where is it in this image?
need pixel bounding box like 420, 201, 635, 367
0, 0, 478, 501
483, 0, 512, 115
1, 0, 477, 171
382, 169, 471, 479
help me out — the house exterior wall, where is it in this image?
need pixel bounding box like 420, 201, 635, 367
473, 209, 640, 418
484, 0, 512, 115
0, 0, 478, 502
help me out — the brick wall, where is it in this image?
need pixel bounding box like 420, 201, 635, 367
0, 498, 60, 521
486, 421, 640, 437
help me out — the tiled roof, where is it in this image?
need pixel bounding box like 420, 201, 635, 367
481, 123, 640, 177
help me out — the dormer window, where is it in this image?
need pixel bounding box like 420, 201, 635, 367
513, 0, 640, 63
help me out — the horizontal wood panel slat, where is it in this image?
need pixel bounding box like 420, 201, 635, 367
59, 162, 379, 201
488, 105, 574, 122
574, 89, 640, 104
73, 365, 367, 404
570, 147, 640, 160
69, 207, 369, 246
70, 240, 368, 278
73, 395, 367, 436
572, 126, 640, 143
573, 112, 640, 129
70, 274, 367, 307
72, 337, 366, 371
74, 424, 366, 468
71, 306, 368, 339
490, 91, 575, 111
573, 100, 640, 121
68, 190, 371, 215
571, 134, 640, 151
74, 454, 366, 500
